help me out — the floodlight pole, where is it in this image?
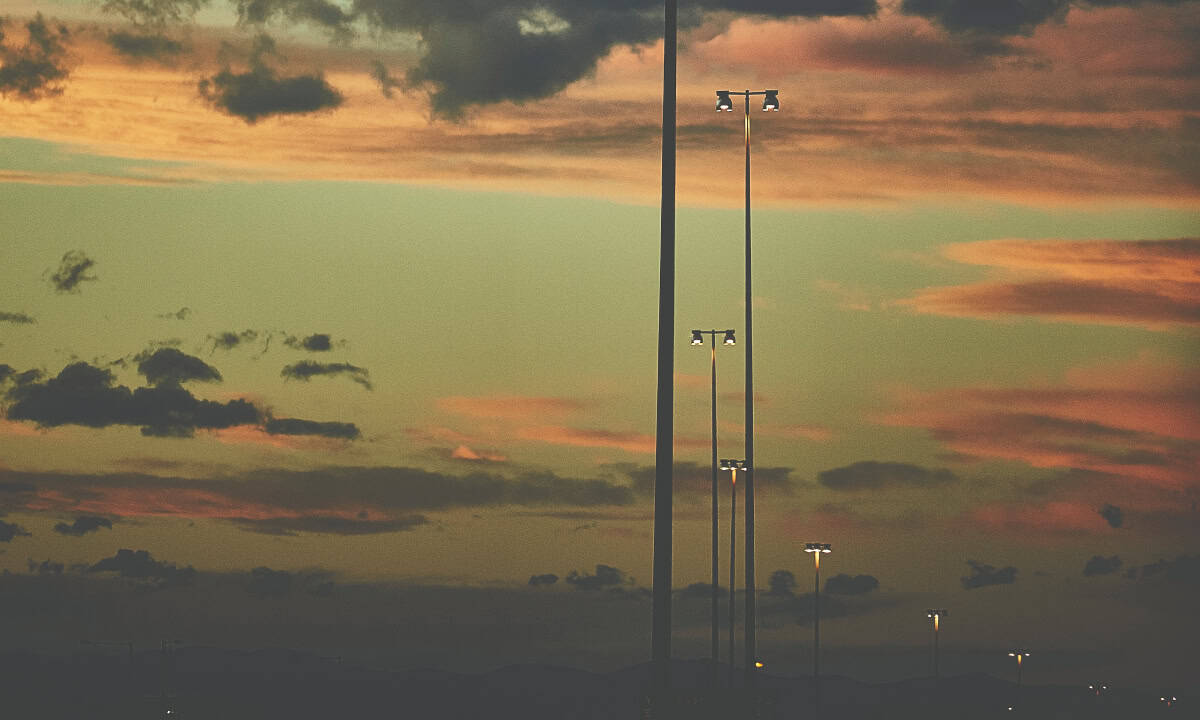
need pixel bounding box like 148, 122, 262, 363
717, 88, 779, 692
651, 0, 676, 699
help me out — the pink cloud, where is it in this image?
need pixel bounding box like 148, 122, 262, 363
881, 356, 1199, 491
902, 238, 1200, 329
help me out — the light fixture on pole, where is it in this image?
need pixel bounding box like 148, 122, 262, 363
1008, 649, 1031, 687
720, 458, 748, 687
805, 542, 832, 713
692, 329, 735, 687
714, 87, 780, 692
926, 609, 947, 680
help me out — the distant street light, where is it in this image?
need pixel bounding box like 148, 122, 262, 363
925, 609, 947, 680
693, 329, 735, 687
1088, 683, 1108, 697
806, 542, 832, 713
721, 459, 748, 687
1008, 649, 1030, 687
715, 86, 779, 690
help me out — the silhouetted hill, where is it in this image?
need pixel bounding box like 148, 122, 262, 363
0, 649, 1186, 718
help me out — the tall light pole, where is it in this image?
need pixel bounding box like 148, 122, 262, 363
715, 86, 779, 691
926, 609, 947, 680
652, 0, 677, 698
693, 329, 736, 686
806, 542, 832, 713
721, 458, 748, 688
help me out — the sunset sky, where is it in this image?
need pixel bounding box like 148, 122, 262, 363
1, 0, 1197, 688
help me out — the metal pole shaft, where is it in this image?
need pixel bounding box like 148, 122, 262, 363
934, 625, 940, 680
743, 89, 757, 692
711, 338, 719, 686
814, 557, 821, 712
729, 474, 737, 689
652, 0, 677, 696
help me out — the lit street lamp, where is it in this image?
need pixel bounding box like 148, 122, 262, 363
805, 542, 832, 712
692, 329, 736, 686
1008, 649, 1030, 686
721, 458, 748, 687
925, 609, 947, 680
715, 86, 779, 691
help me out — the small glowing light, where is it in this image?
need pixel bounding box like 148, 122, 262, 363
691, 330, 704, 345
762, 90, 779, 111
716, 91, 734, 112
723, 330, 736, 345
754, 661, 764, 669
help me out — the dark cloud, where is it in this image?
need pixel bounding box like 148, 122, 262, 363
899, 0, 1069, 35
156, 306, 191, 320
1126, 554, 1200, 585
101, 0, 208, 27
817, 461, 958, 491
620, 461, 792, 497
565, 564, 629, 591
246, 566, 291, 597
89, 548, 195, 588
48, 250, 97, 293
264, 417, 361, 439
244, 566, 335, 596
0, 519, 31, 542
4, 361, 260, 437
283, 333, 334, 352
960, 559, 1018, 589
1099, 503, 1124, 528
28, 558, 64, 575
53, 515, 113, 537
0, 311, 35, 324
235, 0, 356, 40
1, 466, 636, 522
199, 33, 343, 124
209, 329, 260, 351
136, 347, 222, 386
528, 573, 559, 587
1083, 555, 1122, 576
825, 573, 880, 595
106, 31, 185, 61
233, 514, 429, 536
350, 0, 878, 118
281, 360, 372, 390
0, 14, 71, 101
370, 59, 401, 99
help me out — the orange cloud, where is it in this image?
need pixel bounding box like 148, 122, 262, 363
450, 445, 508, 463
902, 238, 1200, 329
881, 357, 1199, 491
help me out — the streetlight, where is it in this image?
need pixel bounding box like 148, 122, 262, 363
925, 609, 947, 680
1008, 649, 1030, 686
693, 328, 736, 686
715, 87, 779, 689
721, 458, 748, 687
806, 542, 832, 712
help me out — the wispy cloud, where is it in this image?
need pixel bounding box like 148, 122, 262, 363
280, 360, 372, 390
901, 238, 1200, 329
0, 464, 636, 534
880, 356, 1200, 490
